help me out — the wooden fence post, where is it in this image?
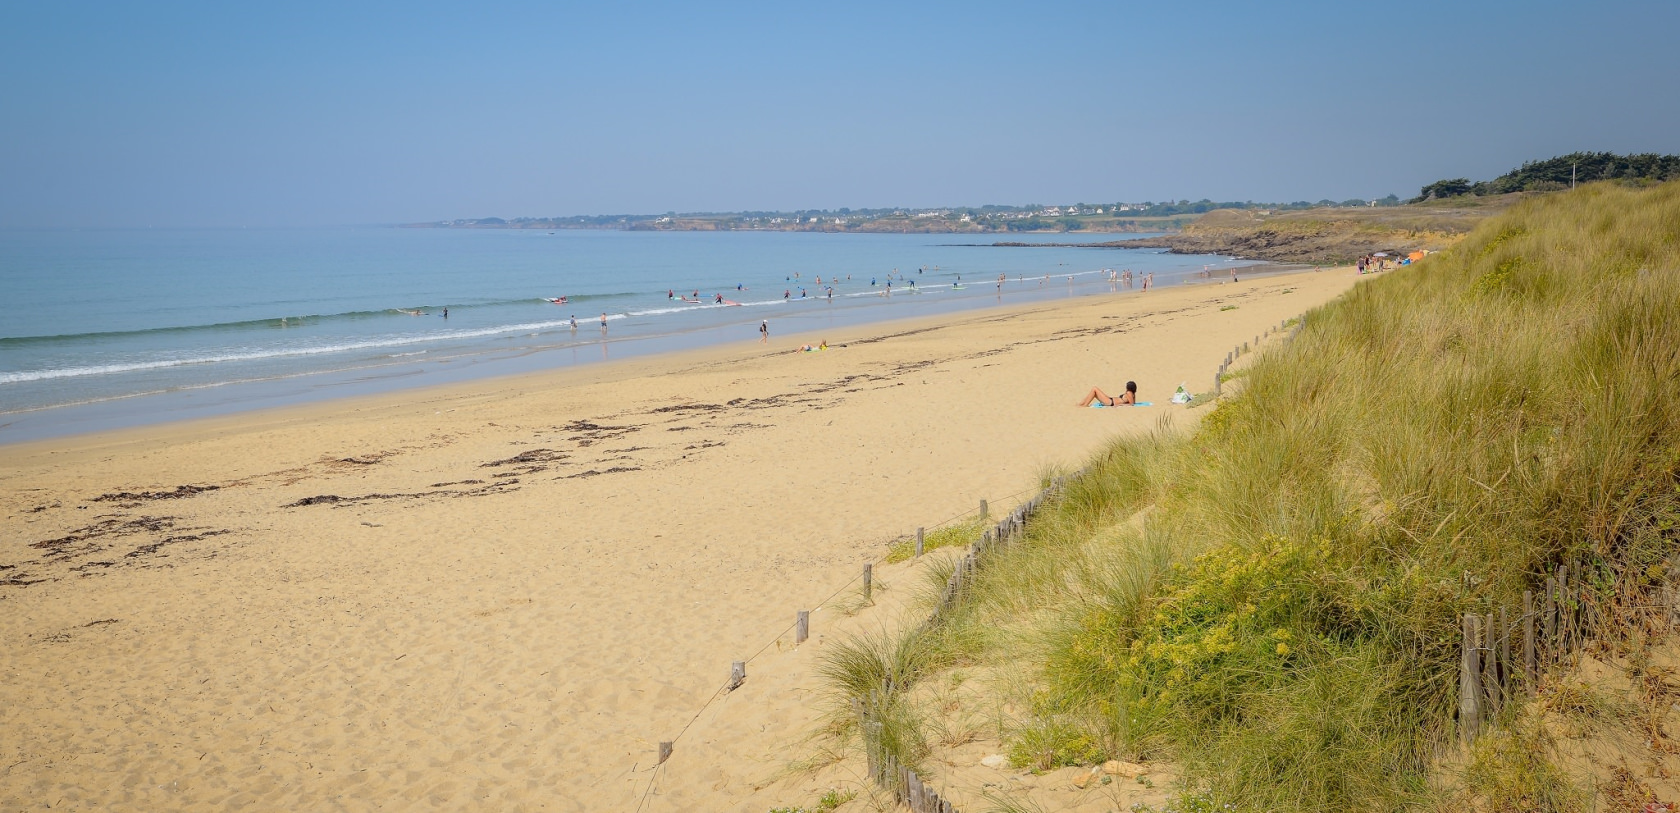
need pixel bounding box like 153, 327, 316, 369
796, 610, 809, 644
1481, 613, 1500, 718
915, 527, 924, 558
729, 660, 746, 691
1544, 575, 1558, 664
1500, 606, 1512, 702
1523, 590, 1536, 692
863, 563, 873, 602
658, 741, 672, 764
1559, 564, 1573, 660
1460, 613, 1481, 743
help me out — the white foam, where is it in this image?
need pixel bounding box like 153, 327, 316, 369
0, 319, 587, 384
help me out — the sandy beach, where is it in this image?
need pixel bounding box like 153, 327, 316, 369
1, 269, 1357, 811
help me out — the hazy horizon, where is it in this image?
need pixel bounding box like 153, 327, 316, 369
3, 1, 1678, 229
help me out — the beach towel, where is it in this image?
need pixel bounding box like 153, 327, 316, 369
1090, 401, 1153, 408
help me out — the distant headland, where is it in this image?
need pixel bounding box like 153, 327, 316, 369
403, 204, 1212, 234
405, 152, 1680, 264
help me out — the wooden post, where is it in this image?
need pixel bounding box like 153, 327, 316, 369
1215, 372, 1222, 397
658, 741, 672, 764
1544, 575, 1558, 662
1523, 590, 1536, 692
1481, 613, 1500, 718
1559, 564, 1572, 660
796, 610, 809, 644
915, 527, 924, 558
863, 563, 873, 602
1500, 606, 1512, 701
729, 660, 746, 691
979, 499, 988, 520
1460, 613, 1481, 743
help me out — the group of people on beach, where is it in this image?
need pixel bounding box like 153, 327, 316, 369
1356, 255, 1390, 274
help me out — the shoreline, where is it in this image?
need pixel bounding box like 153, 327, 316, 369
0, 260, 1288, 448
0, 267, 1360, 811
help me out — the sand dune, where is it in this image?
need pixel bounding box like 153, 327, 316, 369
0, 269, 1357, 811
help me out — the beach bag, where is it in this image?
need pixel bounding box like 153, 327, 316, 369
1171, 384, 1192, 405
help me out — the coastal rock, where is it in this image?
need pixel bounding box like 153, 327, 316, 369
1102, 759, 1147, 778
980, 754, 1009, 769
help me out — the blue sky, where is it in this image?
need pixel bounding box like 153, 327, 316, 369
3, 0, 1677, 227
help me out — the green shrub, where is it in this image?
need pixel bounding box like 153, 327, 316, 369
887, 519, 983, 563
1007, 714, 1104, 771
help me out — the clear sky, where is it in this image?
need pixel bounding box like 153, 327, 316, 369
3, 0, 1677, 227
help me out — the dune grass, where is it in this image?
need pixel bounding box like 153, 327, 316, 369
825, 181, 1680, 811
886, 518, 987, 564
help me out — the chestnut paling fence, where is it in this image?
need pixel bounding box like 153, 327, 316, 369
848, 311, 1312, 810
641, 309, 1348, 811
851, 474, 1077, 813
1456, 562, 1680, 743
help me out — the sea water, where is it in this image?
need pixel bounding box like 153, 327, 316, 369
0, 227, 1261, 442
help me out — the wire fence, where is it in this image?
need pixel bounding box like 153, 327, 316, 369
640, 309, 1316, 811
850, 309, 1315, 810
852, 473, 1083, 812
632, 488, 1034, 812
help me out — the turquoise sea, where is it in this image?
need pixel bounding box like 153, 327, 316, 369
0, 227, 1263, 442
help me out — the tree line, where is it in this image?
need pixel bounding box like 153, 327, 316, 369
1415, 151, 1680, 201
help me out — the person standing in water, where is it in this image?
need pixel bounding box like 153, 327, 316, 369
600, 313, 608, 331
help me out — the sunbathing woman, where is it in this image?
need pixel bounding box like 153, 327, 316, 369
1078, 380, 1136, 407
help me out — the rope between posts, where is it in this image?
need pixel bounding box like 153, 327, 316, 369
647, 311, 1313, 810
855, 472, 1085, 812
631, 487, 1034, 812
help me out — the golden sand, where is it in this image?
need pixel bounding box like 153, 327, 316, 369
1, 269, 1357, 811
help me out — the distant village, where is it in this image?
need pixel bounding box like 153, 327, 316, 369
410, 197, 1402, 234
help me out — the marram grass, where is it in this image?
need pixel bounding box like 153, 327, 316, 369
827, 181, 1680, 812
